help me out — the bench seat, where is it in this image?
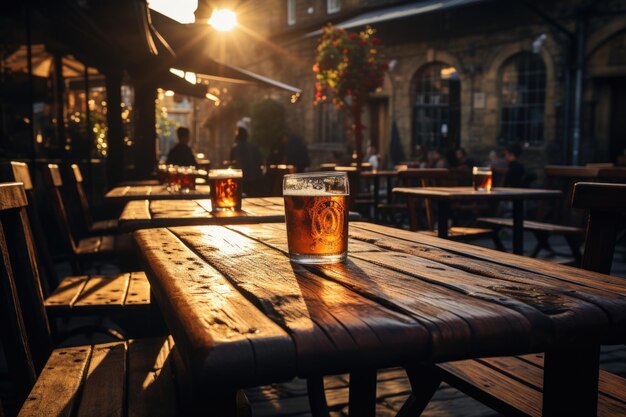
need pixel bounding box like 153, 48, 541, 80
45, 272, 150, 314
419, 226, 496, 240
477, 217, 584, 234
18, 337, 181, 417
438, 353, 626, 417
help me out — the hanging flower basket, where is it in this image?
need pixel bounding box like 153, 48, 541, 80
313, 24, 387, 166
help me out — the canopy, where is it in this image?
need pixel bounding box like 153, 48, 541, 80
150, 10, 302, 95
307, 0, 490, 36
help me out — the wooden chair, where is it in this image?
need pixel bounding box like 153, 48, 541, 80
265, 164, 295, 197
334, 166, 376, 216
405, 182, 626, 417
0, 162, 59, 295
42, 164, 136, 274
63, 164, 118, 236
0, 162, 153, 339
0, 182, 186, 417
479, 165, 590, 261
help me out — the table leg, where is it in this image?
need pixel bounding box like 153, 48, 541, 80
542, 345, 600, 417
386, 176, 393, 206
437, 201, 450, 238
307, 376, 331, 417
512, 200, 524, 255
349, 370, 377, 417
373, 177, 380, 220
192, 389, 240, 417
397, 365, 441, 417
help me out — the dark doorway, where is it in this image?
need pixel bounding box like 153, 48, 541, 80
367, 97, 389, 153
610, 77, 626, 163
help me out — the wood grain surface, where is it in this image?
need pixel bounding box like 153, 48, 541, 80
133, 221, 626, 395
119, 198, 286, 232
393, 186, 562, 201
105, 185, 212, 203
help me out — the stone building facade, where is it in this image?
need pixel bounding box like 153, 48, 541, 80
220, 0, 626, 174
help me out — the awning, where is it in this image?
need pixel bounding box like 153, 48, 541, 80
150, 10, 302, 96
307, 0, 490, 36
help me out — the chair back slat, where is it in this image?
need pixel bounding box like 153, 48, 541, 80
68, 164, 94, 233
0, 162, 34, 191
572, 182, 626, 274
0, 162, 59, 294
0, 183, 53, 404
42, 165, 79, 271
398, 169, 449, 230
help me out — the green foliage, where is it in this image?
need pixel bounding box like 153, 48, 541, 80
250, 98, 286, 154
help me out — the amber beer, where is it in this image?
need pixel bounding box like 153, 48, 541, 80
472, 166, 493, 192
283, 172, 349, 264
209, 169, 243, 210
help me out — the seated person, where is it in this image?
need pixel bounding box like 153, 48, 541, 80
166, 127, 197, 167
504, 143, 524, 187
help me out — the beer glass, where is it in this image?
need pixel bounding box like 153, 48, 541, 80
283, 171, 349, 264
178, 166, 196, 192
472, 166, 493, 192
209, 169, 243, 211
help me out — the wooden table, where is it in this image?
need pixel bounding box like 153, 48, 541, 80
134, 221, 626, 416
118, 197, 286, 232
119, 197, 363, 232
393, 187, 562, 255
104, 184, 212, 203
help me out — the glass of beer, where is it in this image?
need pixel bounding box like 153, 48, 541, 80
178, 166, 197, 192
283, 171, 349, 264
209, 169, 243, 211
472, 166, 493, 192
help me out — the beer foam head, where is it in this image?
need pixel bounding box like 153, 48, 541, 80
209, 168, 243, 179
283, 172, 349, 196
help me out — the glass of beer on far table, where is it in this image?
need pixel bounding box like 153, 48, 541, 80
283, 172, 349, 264
209, 169, 243, 211
472, 166, 493, 192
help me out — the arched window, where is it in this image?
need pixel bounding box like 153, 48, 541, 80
499, 52, 546, 145
412, 63, 461, 151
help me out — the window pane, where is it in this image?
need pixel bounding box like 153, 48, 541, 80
499, 52, 546, 146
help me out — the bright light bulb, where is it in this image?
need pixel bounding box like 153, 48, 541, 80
208, 9, 237, 31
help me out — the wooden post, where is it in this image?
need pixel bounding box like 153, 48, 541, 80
53, 54, 65, 151
133, 78, 157, 180
105, 71, 124, 186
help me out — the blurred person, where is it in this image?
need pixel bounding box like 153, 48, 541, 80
489, 149, 508, 170
504, 143, 525, 187
366, 144, 381, 170
455, 147, 476, 169
230, 121, 263, 196
429, 148, 449, 168
285, 134, 310, 173
166, 127, 197, 167
414, 145, 428, 168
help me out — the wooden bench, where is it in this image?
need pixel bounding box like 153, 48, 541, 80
42, 164, 137, 274
408, 182, 626, 417
477, 217, 584, 261
398, 169, 503, 247
0, 182, 189, 417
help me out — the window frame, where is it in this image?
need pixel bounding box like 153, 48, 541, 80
498, 51, 547, 146
327, 0, 340, 14
287, 0, 296, 25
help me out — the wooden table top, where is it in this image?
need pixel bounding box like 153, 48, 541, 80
359, 170, 398, 177
393, 186, 562, 201
105, 185, 212, 202
134, 221, 626, 390
119, 197, 286, 231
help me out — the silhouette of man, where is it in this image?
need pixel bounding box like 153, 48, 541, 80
166, 127, 197, 166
